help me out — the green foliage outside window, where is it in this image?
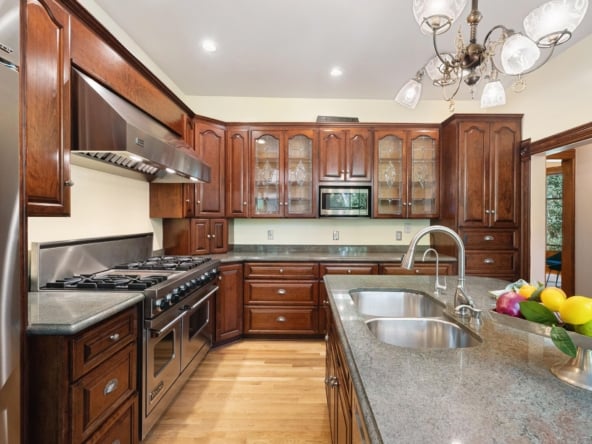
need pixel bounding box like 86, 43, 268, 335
546, 173, 563, 251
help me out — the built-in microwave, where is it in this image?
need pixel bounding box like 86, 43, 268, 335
319, 186, 371, 217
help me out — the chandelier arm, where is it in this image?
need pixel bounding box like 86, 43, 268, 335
483, 24, 511, 47
440, 70, 464, 102
432, 29, 459, 69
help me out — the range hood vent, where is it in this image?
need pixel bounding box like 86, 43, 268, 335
71, 68, 210, 183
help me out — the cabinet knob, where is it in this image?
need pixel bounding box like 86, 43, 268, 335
483, 235, 495, 241
211, 234, 216, 239
207, 234, 211, 239
109, 333, 120, 342
347, 269, 352, 274
483, 258, 495, 264
64, 180, 74, 187
277, 288, 287, 295
276, 316, 287, 323
103, 378, 119, 396
197, 200, 201, 205
284, 201, 288, 206
185, 199, 191, 203
279, 268, 284, 273
485, 210, 490, 214
243, 201, 247, 206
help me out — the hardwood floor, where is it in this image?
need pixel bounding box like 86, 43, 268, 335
143, 339, 331, 444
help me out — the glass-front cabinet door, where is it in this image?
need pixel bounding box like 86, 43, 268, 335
252, 131, 282, 217
285, 130, 316, 217
408, 130, 438, 218
374, 131, 405, 217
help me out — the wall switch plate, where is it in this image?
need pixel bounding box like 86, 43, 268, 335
333, 230, 339, 240
396, 230, 402, 241
267, 229, 274, 240
404, 223, 411, 234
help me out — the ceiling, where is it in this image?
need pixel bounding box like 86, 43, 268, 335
91, 0, 592, 101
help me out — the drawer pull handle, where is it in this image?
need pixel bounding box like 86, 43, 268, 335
483, 235, 495, 241
104, 378, 119, 396
279, 268, 284, 273
483, 258, 495, 264
277, 288, 287, 295
347, 269, 352, 274
276, 316, 287, 323
109, 333, 120, 342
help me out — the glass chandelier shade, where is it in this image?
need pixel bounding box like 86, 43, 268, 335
395, 77, 423, 108
524, 0, 589, 47
425, 54, 457, 84
501, 33, 541, 75
480, 80, 506, 108
412, 0, 468, 35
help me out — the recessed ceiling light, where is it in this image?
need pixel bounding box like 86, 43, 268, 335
330, 67, 343, 77
202, 39, 217, 53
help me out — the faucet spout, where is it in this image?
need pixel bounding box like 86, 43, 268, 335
401, 224, 466, 292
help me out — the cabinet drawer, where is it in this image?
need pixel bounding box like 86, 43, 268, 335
380, 263, 452, 275
244, 262, 319, 279
466, 251, 518, 274
84, 394, 138, 444
71, 343, 137, 442
71, 307, 137, 379
320, 263, 378, 275
461, 229, 517, 249
244, 307, 318, 334
244, 281, 318, 305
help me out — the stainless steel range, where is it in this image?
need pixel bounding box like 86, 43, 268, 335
30, 233, 220, 440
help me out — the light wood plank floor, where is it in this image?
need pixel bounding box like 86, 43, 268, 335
143, 339, 331, 444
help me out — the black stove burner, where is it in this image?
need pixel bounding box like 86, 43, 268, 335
113, 255, 211, 271
43, 274, 168, 290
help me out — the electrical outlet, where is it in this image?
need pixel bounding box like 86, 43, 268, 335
333, 230, 340, 240
396, 230, 403, 241
404, 223, 412, 234
267, 229, 274, 240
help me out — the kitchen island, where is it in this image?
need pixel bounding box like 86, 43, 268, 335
324, 274, 592, 443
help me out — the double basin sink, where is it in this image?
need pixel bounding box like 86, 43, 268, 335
350, 289, 481, 349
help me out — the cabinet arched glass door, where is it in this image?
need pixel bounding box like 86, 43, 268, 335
253, 133, 281, 216
409, 132, 438, 217
286, 132, 314, 217
376, 134, 404, 216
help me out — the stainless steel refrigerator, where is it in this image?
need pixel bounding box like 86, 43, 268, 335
0, 0, 21, 442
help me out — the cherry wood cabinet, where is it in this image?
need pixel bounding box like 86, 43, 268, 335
195, 120, 226, 217
319, 128, 372, 183
214, 263, 244, 345
24, 0, 72, 216
163, 218, 228, 255
243, 262, 320, 335
251, 129, 317, 218
379, 262, 453, 276
437, 114, 522, 280
373, 128, 439, 218
27, 307, 139, 444
225, 127, 250, 217
351, 387, 371, 444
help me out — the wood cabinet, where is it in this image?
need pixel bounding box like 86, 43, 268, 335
319, 128, 373, 183
379, 262, 453, 275
24, 0, 72, 216
373, 128, 439, 218
27, 307, 139, 444
251, 129, 317, 218
215, 263, 244, 345
438, 114, 522, 280
163, 218, 228, 255
243, 262, 320, 335
225, 126, 250, 217
351, 388, 370, 444
325, 315, 351, 444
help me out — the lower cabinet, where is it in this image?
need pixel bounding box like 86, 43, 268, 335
163, 218, 228, 255
243, 262, 320, 335
27, 306, 139, 444
351, 390, 371, 444
215, 263, 244, 345
379, 262, 453, 275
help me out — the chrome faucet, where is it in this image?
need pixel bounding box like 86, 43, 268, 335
401, 225, 475, 308
422, 247, 446, 294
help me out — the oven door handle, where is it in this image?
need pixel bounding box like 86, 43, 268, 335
184, 286, 218, 312
149, 311, 186, 338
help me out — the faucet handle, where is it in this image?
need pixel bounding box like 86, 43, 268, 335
454, 304, 482, 319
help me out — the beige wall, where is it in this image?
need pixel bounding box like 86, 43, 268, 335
29, 2, 592, 276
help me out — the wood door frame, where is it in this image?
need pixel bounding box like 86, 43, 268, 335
522, 121, 592, 292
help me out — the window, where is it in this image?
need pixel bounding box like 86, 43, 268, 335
546, 171, 563, 252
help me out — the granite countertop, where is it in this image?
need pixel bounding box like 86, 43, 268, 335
28, 291, 144, 335
324, 275, 592, 444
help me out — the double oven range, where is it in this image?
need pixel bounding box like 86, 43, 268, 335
30, 233, 220, 439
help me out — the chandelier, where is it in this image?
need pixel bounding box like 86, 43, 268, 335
395, 0, 589, 110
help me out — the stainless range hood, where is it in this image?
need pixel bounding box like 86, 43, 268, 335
71, 68, 210, 183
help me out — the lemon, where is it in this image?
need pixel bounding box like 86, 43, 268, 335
559, 296, 592, 325
575, 320, 592, 337
540, 287, 567, 312
518, 284, 537, 299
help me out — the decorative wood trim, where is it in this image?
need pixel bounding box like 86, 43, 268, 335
529, 121, 592, 156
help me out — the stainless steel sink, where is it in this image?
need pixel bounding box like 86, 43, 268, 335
366, 317, 482, 349
350, 289, 444, 317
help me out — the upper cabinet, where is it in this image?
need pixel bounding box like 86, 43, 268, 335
24, 0, 72, 216
195, 120, 226, 217
251, 129, 317, 218
319, 128, 372, 183
225, 127, 250, 218
373, 128, 439, 218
